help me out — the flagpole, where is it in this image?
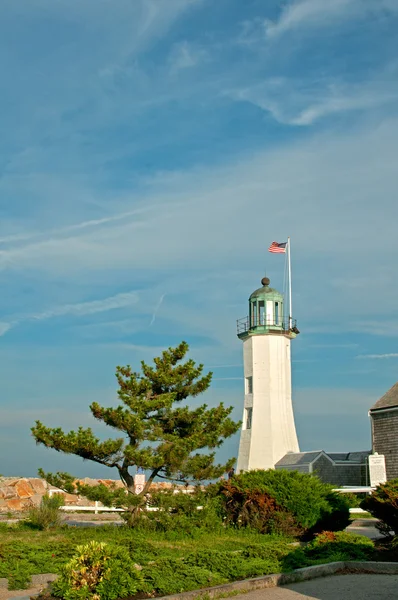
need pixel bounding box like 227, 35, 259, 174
288, 237, 292, 330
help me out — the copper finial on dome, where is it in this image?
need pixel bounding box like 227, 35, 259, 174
261, 277, 270, 286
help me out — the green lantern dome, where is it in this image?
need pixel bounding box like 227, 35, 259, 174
237, 277, 298, 339
249, 277, 284, 302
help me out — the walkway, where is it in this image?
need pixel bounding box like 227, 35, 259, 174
232, 574, 398, 600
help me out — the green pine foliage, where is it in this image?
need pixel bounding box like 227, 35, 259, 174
31, 342, 240, 521
361, 479, 398, 535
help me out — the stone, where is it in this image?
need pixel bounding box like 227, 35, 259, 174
30, 479, 47, 495
0, 486, 17, 499
30, 494, 43, 506
63, 493, 78, 504
30, 574, 58, 585
14, 480, 35, 499
6, 499, 26, 511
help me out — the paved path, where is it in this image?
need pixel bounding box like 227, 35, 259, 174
232, 574, 398, 600
346, 518, 384, 540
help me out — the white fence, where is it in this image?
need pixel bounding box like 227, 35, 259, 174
50, 485, 374, 515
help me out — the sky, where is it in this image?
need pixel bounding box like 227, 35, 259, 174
1, 0, 398, 478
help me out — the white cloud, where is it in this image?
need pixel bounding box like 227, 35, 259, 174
264, 0, 398, 39
34, 291, 139, 320
230, 77, 398, 126
357, 353, 398, 360
0, 291, 140, 337
168, 41, 208, 73
1, 115, 397, 278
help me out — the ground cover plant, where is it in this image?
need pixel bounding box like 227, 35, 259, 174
282, 531, 375, 570
0, 522, 378, 596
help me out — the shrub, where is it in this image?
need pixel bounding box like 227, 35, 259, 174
361, 480, 398, 536
219, 470, 349, 536
52, 541, 143, 600
25, 494, 64, 531
309, 492, 350, 535
139, 487, 223, 534
219, 478, 300, 536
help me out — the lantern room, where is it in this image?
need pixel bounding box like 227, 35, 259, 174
237, 277, 298, 338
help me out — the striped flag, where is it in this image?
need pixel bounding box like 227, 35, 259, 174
268, 241, 287, 254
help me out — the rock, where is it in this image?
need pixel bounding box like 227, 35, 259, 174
6, 498, 28, 511
30, 479, 47, 495
30, 574, 58, 586
63, 493, 78, 505
0, 486, 17, 499
14, 480, 35, 499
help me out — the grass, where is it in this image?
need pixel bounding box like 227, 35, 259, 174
0, 523, 292, 591
0, 523, 389, 595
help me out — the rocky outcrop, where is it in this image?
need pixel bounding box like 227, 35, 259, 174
0, 477, 192, 512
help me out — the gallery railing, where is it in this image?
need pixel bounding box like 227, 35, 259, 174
236, 316, 298, 336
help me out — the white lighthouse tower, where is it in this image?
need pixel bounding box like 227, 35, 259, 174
236, 277, 300, 472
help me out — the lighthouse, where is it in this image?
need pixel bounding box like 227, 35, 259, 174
236, 277, 300, 473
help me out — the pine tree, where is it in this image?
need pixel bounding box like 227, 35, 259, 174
32, 342, 240, 523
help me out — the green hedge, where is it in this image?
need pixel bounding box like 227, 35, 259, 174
361, 480, 398, 535
219, 469, 350, 536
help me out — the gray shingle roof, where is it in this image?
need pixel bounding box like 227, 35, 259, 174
370, 382, 398, 412
328, 453, 349, 461
329, 451, 370, 463
275, 451, 322, 467
276, 450, 370, 468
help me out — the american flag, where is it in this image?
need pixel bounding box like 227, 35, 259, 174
268, 241, 287, 254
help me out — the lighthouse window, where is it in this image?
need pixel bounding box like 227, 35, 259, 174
275, 302, 279, 325
245, 376, 253, 394
258, 301, 265, 325
245, 407, 253, 430
250, 301, 256, 327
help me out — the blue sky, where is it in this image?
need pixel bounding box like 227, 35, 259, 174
1, 0, 398, 478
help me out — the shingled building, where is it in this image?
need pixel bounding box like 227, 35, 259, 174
275, 450, 369, 486
369, 382, 398, 480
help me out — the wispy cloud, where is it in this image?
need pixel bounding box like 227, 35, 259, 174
357, 353, 398, 360
0, 206, 159, 246
0, 291, 140, 337
168, 41, 208, 73
264, 0, 398, 39
149, 294, 166, 327
230, 77, 398, 126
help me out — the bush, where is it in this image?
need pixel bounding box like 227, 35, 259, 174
309, 492, 350, 536
25, 494, 64, 531
219, 470, 349, 536
52, 541, 143, 600
138, 487, 223, 535
219, 478, 301, 536
361, 480, 398, 536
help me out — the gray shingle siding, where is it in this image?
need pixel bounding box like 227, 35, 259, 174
312, 454, 367, 486
371, 410, 398, 480
276, 451, 369, 486
275, 464, 310, 474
